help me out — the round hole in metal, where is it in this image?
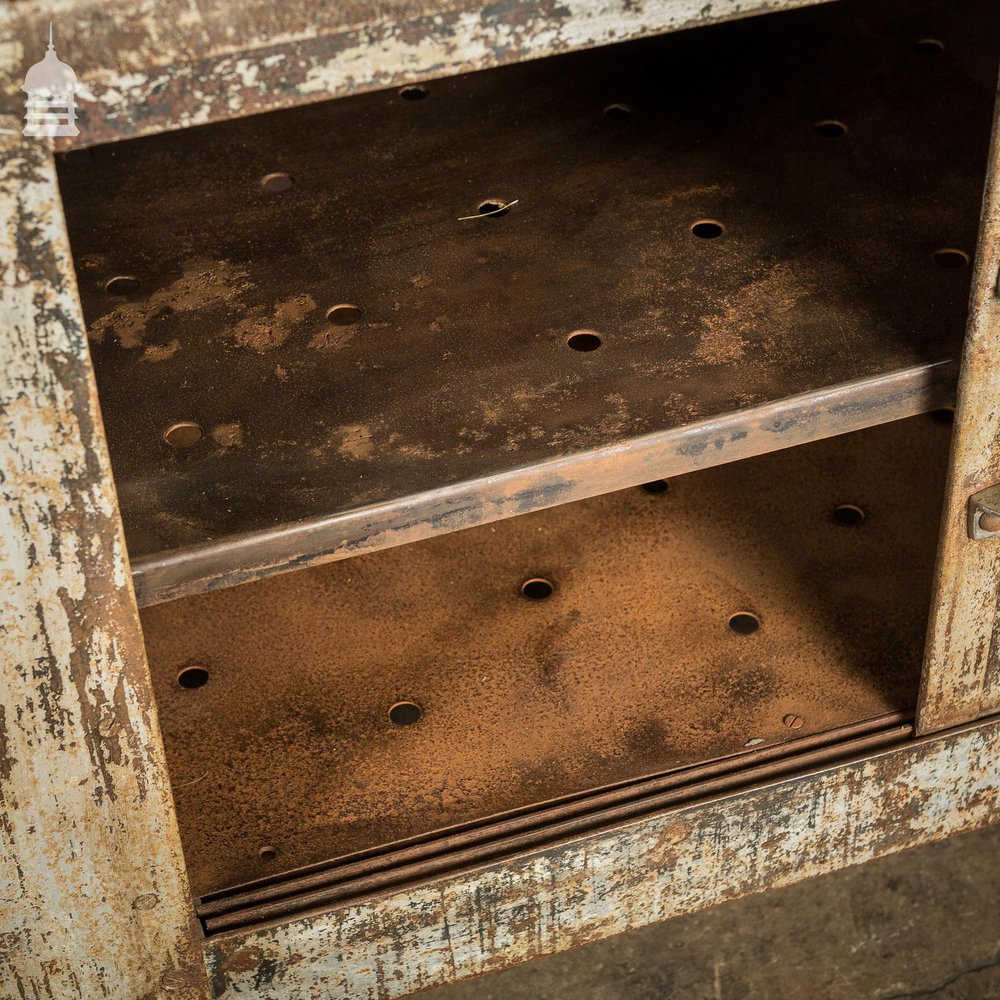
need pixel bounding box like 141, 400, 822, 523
915, 38, 944, 54
163, 421, 203, 448
389, 701, 423, 726
327, 304, 363, 326
258, 845, 277, 861
728, 612, 760, 635
106, 275, 140, 295
566, 330, 602, 352
604, 103, 632, 121
477, 199, 509, 217
399, 85, 428, 100
691, 220, 724, 239
260, 171, 293, 193
640, 480, 670, 495
832, 503, 866, 527
814, 119, 847, 139
177, 665, 209, 689
521, 578, 554, 600
932, 248, 969, 269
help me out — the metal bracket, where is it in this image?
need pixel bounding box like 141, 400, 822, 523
968, 484, 1000, 539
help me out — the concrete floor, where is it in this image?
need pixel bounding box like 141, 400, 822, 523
425, 824, 1000, 1000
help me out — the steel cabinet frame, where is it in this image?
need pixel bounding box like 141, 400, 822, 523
1, 1, 998, 997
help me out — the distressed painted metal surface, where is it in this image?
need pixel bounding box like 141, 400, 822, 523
918, 85, 1000, 733
204, 717, 1000, 999
0, 121, 207, 998
0, 0, 833, 145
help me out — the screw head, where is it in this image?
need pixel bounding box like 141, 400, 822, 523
783, 714, 804, 730
97, 713, 119, 738
980, 511, 1000, 534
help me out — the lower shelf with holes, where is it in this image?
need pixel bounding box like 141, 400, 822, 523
139, 414, 950, 924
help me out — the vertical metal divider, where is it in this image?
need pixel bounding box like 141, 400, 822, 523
918, 78, 1000, 734
0, 123, 209, 998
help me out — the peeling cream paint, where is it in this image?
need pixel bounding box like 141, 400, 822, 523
0, 0, 831, 145
0, 124, 206, 998
206, 721, 1000, 999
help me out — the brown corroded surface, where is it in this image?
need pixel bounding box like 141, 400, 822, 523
203, 717, 1000, 999
56, 0, 997, 604
142, 415, 951, 897
0, 0, 833, 144
918, 73, 1000, 733
0, 126, 206, 996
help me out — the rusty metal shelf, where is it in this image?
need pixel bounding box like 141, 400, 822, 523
57, 0, 997, 605
142, 416, 949, 899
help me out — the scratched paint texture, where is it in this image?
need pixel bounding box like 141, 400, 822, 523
0, 122, 206, 998
0, 0, 831, 144
918, 85, 1000, 733
206, 721, 1000, 1000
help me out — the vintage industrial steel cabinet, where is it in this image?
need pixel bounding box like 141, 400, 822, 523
2, 0, 1000, 996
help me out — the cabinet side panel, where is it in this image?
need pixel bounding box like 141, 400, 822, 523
919, 83, 1000, 733
0, 124, 206, 998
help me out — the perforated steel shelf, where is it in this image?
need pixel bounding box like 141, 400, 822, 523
57, 0, 997, 604
143, 416, 949, 899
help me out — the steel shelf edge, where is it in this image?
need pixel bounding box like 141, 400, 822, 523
133, 359, 955, 606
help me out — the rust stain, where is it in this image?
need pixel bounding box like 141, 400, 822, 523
334, 423, 374, 461
143, 338, 182, 362
210, 423, 245, 449
220, 947, 264, 974
307, 323, 355, 353
90, 259, 251, 349
232, 294, 317, 353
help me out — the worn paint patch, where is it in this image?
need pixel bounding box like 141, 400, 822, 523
0, 123, 206, 997
204, 720, 1000, 999
0, 1, 833, 144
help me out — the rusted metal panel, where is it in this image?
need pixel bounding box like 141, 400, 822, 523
53, 0, 994, 605
0, 121, 207, 998
204, 717, 1000, 999
0, 0, 834, 145
918, 83, 1000, 733
142, 416, 949, 897
198, 718, 913, 935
